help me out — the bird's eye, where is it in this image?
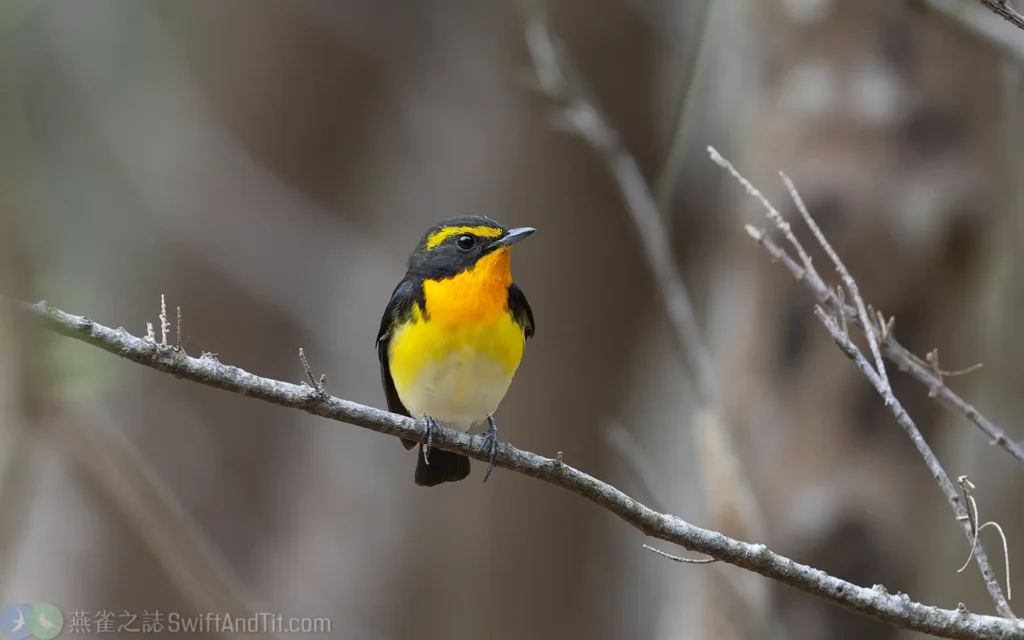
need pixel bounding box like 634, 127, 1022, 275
456, 234, 475, 250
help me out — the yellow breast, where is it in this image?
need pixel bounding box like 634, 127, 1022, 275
388, 248, 526, 429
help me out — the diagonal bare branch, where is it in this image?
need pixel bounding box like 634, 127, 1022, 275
714, 148, 1017, 619
917, 0, 1024, 64
50, 399, 277, 640
3, 297, 1023, 640
972, 0, 1024, 30
780, 172, 891, 398
521, 14, 778, 638
815, 306, 1014, 618
523, 9, 716, 402
738, 218, 1024, 465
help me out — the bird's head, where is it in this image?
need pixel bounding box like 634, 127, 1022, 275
407, 215, 535, 280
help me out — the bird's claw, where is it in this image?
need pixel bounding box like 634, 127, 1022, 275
481, 416, 499, 482
422, 415, 440, 464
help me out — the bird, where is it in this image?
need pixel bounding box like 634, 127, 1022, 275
376, 215, 535, 487
36, 613, 57, 632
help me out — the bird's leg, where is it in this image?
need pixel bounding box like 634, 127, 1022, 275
481, 416, 499, 482
422, 415, 440, 463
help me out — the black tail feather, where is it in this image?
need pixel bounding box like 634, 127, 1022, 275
414, 448, 471, 487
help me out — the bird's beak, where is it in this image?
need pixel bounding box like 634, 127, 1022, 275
492, 227, 536, 248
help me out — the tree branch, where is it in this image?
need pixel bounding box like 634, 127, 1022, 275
973, 0, 1024, 30
709, 147, 1016, 619
520, 11, 778, 635
724, 183, 1024, 467
4, 297, 1023, 639
522, 10, 716, 402
917, 0, 1024, 64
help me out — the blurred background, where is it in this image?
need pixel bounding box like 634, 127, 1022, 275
1, 0, 1023, 639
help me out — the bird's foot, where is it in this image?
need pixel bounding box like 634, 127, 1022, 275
421, 415, 440, 464
481, 416, 499, 482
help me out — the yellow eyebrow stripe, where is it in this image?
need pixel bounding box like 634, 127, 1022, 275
425, 225, 503, 250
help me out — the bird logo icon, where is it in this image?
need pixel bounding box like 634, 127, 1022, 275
34, 614, 54, 632
0, 604, 32, 640
27, 604, 63, 640
1, 603, 64, 640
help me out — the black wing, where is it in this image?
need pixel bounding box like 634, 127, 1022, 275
376, 279, 419, 450
508, 283, 535, 339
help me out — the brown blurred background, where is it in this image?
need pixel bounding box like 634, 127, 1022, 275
1, 1, 1023, 639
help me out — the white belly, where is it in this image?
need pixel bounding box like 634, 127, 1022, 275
399, 347, 516, 431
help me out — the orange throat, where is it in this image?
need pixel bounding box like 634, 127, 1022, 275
423, 248, 512, 326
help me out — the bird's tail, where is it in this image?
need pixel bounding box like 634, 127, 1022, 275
414, 448, 471, 487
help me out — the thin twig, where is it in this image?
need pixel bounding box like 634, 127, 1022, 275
973, 0, 1024, 30
722, 158, 890, 402
957, 476, 1012, 601
524, 0, 772, 579
838, 286, 850, 337
816, 308, 1014, 618
523, 16, 775, 636
780, 172, 891, 399
652, 0, 715, 218
523, 8, 715, 402
643, 544, 718, 564
52, 399, 276, 640
603, 423, 670, 513
712, 151, 816, 274
298, 347, 327, 395
716, 148, 1014, 618
6, 298, 1024, 640
959, 476, 981, 573
742, 222, 1024, 464
159, 294, 169, 346
522, 0, 768, 545
979, 522, 1013, 601
927, 350, 984, 382
608, 422, 777, 637
916, 0, 1024, 62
